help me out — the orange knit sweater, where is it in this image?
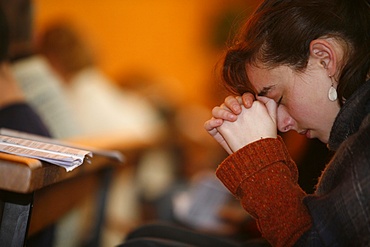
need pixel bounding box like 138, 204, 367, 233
216, 136, 312, 247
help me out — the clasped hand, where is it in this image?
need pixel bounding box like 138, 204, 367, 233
204, 93, 278, 154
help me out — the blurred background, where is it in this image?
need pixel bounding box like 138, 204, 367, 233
31, 1, 265, 246
34, 0, 260, 109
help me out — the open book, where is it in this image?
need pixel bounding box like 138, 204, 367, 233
0, 128, 124, 172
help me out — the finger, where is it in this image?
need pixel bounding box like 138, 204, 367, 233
256, 96, 277, 122
224, 96, 242, 114
212, 106, 237, 121
241, 93, 255, 108
215, 127, 233, 154
204, 117, 223, 131
235, 95, 243, 104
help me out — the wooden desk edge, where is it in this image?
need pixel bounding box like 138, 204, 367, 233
0, 153, 123, 194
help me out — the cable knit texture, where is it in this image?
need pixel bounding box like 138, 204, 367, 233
216, 136, 312, 247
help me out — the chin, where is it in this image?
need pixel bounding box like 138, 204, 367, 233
318, 136, 329, 144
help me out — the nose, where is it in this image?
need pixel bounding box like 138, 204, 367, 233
277, 105, 294, 132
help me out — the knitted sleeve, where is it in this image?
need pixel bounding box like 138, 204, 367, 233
216, 136, 312, 247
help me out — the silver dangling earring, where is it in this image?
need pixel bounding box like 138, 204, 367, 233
328, 75, 337, 101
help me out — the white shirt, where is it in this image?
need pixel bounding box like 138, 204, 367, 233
11, 55, 81, 138
65, 67, 165, 140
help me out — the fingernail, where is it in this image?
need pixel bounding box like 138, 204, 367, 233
229, 114, 236, 120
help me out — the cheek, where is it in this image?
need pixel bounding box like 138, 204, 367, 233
284, 84, 325, 123
282, 98, 317, 125
286, 98, 335, 133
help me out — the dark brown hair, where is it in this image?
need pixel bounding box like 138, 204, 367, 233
222, 0, 370, 106
38, 23, 95, 75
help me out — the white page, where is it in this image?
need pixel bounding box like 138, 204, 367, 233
0, 128, 124, 163
0, 135, 91, 171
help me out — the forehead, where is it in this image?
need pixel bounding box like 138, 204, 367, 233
245, 64, 274, 95
246, 63, 291, 95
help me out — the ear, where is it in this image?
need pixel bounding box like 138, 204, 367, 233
309, 39, 338, 78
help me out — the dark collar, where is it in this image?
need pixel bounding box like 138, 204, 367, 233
328, 79, 370, 151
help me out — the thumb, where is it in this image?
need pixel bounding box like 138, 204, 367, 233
256, 96, 277, 123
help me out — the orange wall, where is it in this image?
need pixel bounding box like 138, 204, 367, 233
33, 0, 259, 106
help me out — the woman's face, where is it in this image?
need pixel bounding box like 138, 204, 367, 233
246, 60, 341, 143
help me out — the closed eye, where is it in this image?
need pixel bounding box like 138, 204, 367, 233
277, 96, 283, 105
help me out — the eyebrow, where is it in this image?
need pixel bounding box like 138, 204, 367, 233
257, 85, 276, 96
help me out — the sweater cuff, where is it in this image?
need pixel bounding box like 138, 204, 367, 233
216, 136, 297, 196
216, 136, 311, 246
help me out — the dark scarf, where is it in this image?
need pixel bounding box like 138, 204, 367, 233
328, 79, 370, 151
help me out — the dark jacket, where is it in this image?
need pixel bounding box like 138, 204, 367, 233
296, 79, 370, 246
0, 102, 51, 137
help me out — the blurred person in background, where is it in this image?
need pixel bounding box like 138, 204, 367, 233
37, 22, 171, 246
0, 0, 81, 139
37, 22, 164, 141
